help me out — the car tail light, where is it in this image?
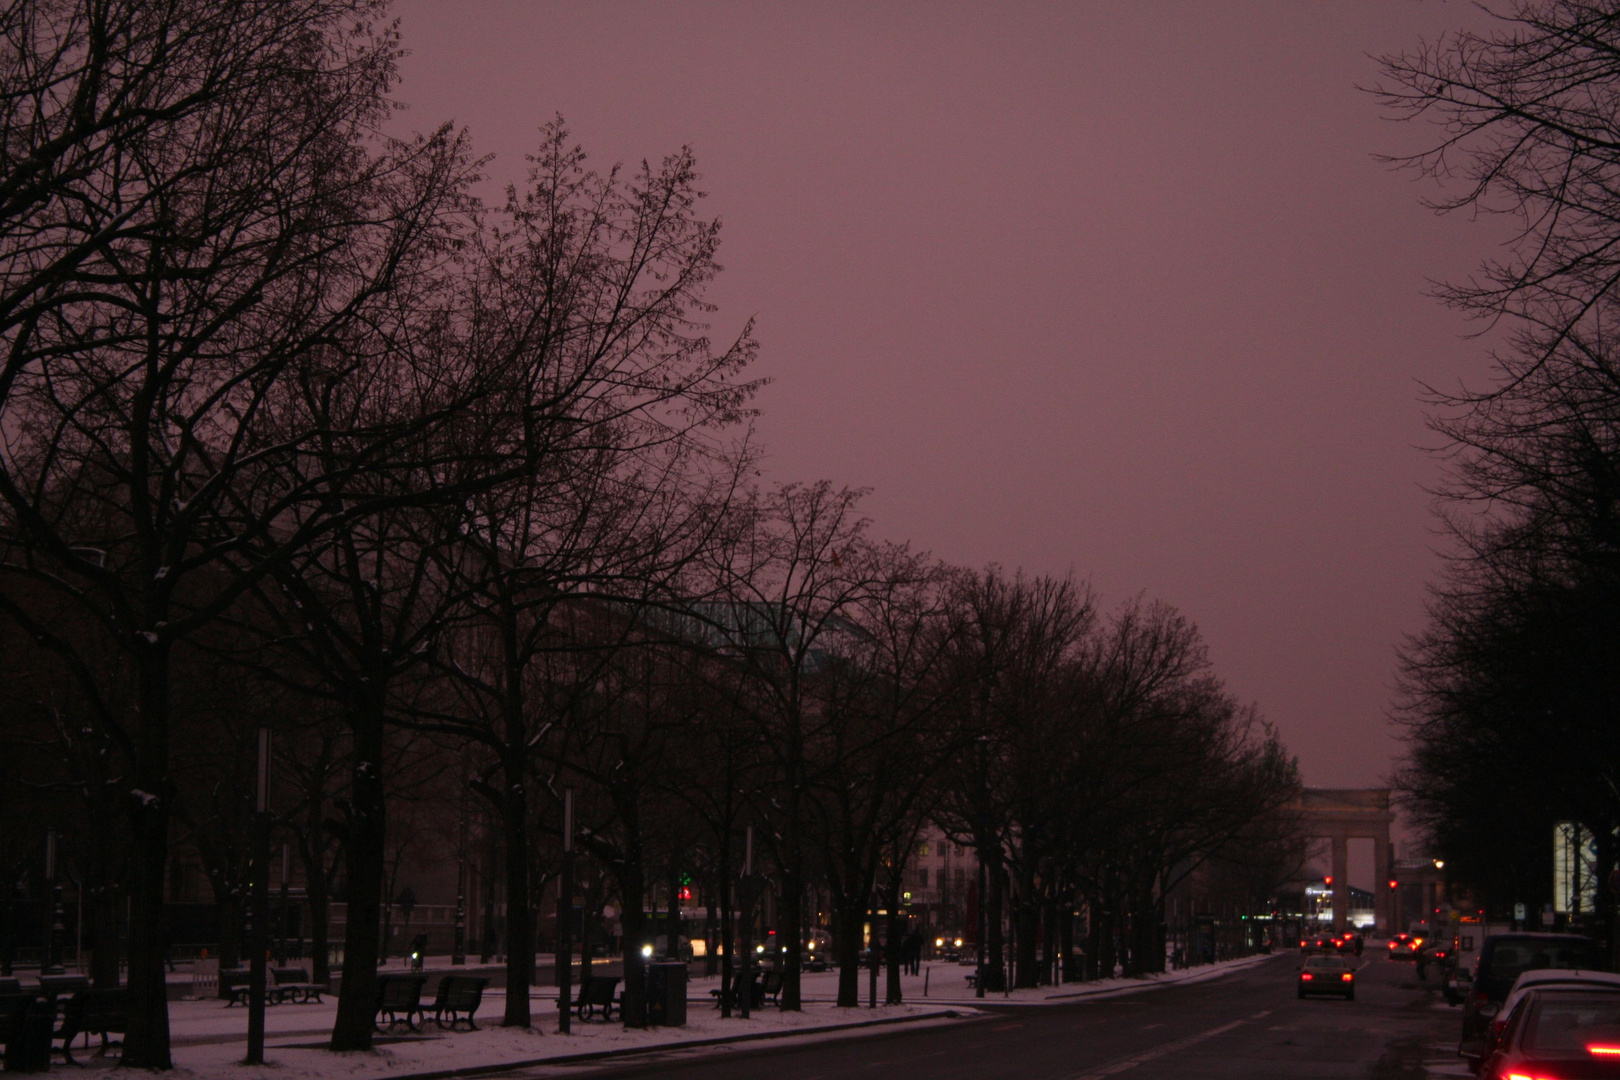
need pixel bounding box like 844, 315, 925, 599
1341, 973, 1353, 981
1589, 1044, 1620, 1056
1301, 973, 1313, 981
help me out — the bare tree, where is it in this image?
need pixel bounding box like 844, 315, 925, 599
0, 2, 472, 1062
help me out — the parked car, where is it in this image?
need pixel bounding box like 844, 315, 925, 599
640, 934, 694, 962
1476, 985, 1620, 1080
1459, 932, 1606, 1060
1476, 969, 1620, 1063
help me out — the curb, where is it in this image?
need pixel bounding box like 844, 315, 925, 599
1045, 953, 1279, 1002
361, 1008, 979, 1080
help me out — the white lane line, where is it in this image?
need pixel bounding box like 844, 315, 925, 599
1071, 1009, 1271, 1079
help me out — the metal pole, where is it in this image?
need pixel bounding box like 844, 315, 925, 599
278, 843, 289, 966
557, 791, 573, 1034
740, 826, 753, 1020
43, 830, 63, 975
453, 773, 468, 966
245, 727, 271, 1065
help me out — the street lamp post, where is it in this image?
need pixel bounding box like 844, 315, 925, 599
557, 790, 573, 1035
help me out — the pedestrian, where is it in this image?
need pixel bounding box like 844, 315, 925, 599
904, 928, 923, 975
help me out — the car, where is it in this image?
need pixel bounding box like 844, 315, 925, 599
1477, 985, 1620, 1080
1389, 933, 1423, 960
1339, 931, 1364, 956
1475, 970, 1620, 1064
1459, 932, 1607, 1059
1298, 954, 1356, 1000
640, 934, 694, 962
1300, 935, 1337, 954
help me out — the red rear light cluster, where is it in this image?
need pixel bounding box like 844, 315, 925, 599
1341, 973, 1353, 982
1590, 1044, 1620, 1056
1300, 973, 1313, 981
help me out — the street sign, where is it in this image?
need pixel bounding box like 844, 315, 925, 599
1515, 902, 1526, 922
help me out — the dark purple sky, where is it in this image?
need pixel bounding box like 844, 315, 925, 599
390, 2, 1502, 793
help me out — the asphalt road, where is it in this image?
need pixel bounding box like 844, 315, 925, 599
522, 952, 1470, 1080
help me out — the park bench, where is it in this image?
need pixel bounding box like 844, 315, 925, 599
0, 992, 35, 1066
574, 976, 619, 1022
708, 970, 763, 1010
37, 975, 89, 1001
0, 992, 52, 1072
374, 973, 427, 1032
431, 975, 488, 1030
760, 968, 784, 1005
221, 969, 252, 1005
55, 988, 127, 1065
271, 966, 324, 1004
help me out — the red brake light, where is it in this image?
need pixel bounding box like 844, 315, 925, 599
1590, 1044, 1620, 1056
1341, 973, 1353, 981
1301, 973, 1313, 981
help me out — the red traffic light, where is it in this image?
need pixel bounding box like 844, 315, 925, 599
1388, 880, 1398, 889
1324, 875, 1333, 886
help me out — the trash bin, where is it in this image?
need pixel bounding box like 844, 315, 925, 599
645, 961, 686, 1027
4, 997, 53, 1073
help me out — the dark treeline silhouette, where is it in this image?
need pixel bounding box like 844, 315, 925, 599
0, 0, 1301, 1065
1378, 0, 1620, 948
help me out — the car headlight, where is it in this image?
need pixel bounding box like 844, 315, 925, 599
641, 944, 653, 958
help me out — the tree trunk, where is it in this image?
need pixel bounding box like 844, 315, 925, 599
329, 692, 387, 1051
1014, 858, 1038, 987
88, 885, 121, 990
1039, 891, 1056, 986
124, 645, 173, 1068
983, 844, 1005, 992
302, 800, 333, 985
616, 792, 647, 1029
779, 848, 803, 1010
835, 905, 864, 1007
704, 892, 718, 979
1060, 896, 1079, 982
884, 880, 903, 1005
502, 752, 533, 1028
216, 893, 243, 971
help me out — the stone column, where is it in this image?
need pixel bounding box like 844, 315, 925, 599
1331, 836, 1349, 934
1373, 836, 1391, 933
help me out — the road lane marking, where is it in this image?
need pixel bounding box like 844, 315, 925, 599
1070, 1009, 1271, 1079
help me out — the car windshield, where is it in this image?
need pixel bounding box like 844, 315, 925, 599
1489, 942, 1604, 981
1305, 957, 1349, 970
1523, 992, 1620, 1054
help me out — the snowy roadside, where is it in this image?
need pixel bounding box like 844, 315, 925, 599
46, 952, 1276, 1078
153, 998, 974, 1080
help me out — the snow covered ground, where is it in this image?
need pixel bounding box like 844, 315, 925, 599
50, 953, 1272, 1078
